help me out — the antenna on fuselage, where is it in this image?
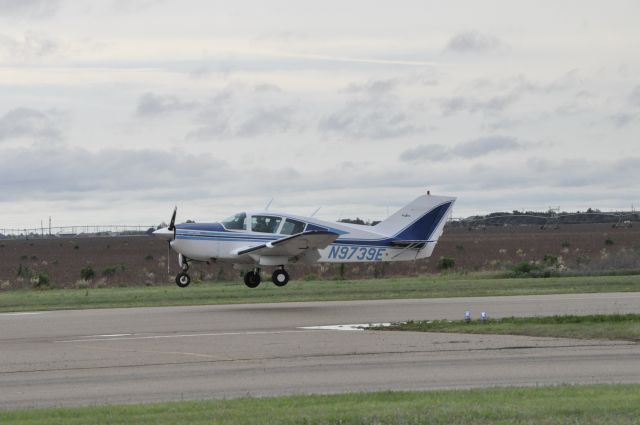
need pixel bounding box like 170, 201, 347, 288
264, 198, 274, 211
310, 206, 321, 217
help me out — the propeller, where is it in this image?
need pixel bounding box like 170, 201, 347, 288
168, 206, 177, 231
165, 206, 177, 275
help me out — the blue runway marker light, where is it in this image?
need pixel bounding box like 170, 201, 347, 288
464, 311, 471, 323
480, 311, 488, 322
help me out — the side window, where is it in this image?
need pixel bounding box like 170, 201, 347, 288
221, 212, 246, 230
280, 218, 306, 235
251, 215, 282, 233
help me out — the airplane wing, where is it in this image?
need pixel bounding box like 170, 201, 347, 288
235, 230, 339, 259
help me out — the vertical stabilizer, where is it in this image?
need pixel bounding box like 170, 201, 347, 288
374, 194, 456, 244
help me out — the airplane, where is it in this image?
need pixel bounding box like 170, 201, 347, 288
153, 192, 456, 288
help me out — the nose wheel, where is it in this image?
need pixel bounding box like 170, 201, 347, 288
175, 258, 191, 288
244, 269, 261, 288
272, 268, 289, 287
175, 272, 191, 287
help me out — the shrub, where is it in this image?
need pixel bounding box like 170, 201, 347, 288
144, 254, 154, 261
511, 261, 532, 276
102, 266, 118, 277
561, 241, 571, 248
438, 257, 455, 270
16, 264, 32, 278
605, 238, 614, 246
455, 244, 465, 251
80, 265, 95, 280
33, 273, 50, 289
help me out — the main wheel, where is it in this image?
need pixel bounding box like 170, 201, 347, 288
272, 269, 289, 287
244, 271, 261, 288
175, 272, 191, 288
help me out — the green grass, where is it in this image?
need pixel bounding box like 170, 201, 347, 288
1, 274, 639, 313
377, 314, 640, 342
1, 385, 639, 424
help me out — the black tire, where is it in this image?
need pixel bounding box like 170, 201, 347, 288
244, 271, 261, 288
175, 272, 191, 288
272, 269, 289, 287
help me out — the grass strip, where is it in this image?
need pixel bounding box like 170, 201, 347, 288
376, 313, 640, 342
0, 274, 639, 313
2, 385, 640, 425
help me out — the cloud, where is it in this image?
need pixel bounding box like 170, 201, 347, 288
399, 136, 523, 163
319, 76, 429, 140
629, 86, 640, 108
0, 0, 58, 18
453, 136, 522, 158
0, 146, 230, 201
0, 108, 62, 142
0, 32, 59, 61
609, 112, 637, 128
439, 92, 519, 115
135, 92, 198, 117
445, 31, 506, 53
111, 0, 164, 14
185, 87, 303, 141
398, 144, 450, 162
437, 72, 578, 116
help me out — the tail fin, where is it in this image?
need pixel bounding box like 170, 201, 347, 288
375, 194, 455, 257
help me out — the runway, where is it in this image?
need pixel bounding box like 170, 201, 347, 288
1, 292, 639, 409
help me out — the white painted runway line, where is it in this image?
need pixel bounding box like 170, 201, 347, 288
54, 329, 314, 343
0, 312, 45, 317
300, 323, 392, 331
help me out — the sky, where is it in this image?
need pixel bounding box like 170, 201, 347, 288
1, 0, 639, 227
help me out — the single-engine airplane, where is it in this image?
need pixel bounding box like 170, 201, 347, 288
154, 192, 456, 288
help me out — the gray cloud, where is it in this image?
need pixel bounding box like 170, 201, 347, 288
320, 76, 428, 140
453, 136, 522, 158
439, 92, 519, 115
0, 146, 230, 201
0, 32, 59, 61
399, 136, 523, 163
629, 86, 640, 108
111, 0, 164, 14
0, 0, 57, 18
187, 88, 302, 140
398, 144, 449, 162
253, 83, 283, 93
320, 103, 419, 140
609, 112, 637, 128
135, 92, 198, 117
438, 72, 578, 116
445, 31, 506, 53
0, 108, 62, 142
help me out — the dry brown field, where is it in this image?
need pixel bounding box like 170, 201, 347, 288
0, 223, 638, 289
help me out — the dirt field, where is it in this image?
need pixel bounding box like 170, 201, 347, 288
0, 223, 638, 289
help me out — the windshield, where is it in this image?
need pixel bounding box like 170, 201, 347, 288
221, 212, 247, 230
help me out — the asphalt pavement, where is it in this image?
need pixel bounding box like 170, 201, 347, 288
1, 292, 639, 409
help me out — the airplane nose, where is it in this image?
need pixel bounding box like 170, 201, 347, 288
153, 227, 175, 240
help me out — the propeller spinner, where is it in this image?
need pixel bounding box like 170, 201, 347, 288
152, 206, 177, 241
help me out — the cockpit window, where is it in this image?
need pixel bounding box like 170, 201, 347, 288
221, 212, 247, 230
280, 218, 306, 235
251, 215, 282, 233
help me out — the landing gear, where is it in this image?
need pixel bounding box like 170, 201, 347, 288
175, 257, 191, 288
244, 269, 261, 288
175, 272, 191, 287
272, 268, 289, 287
